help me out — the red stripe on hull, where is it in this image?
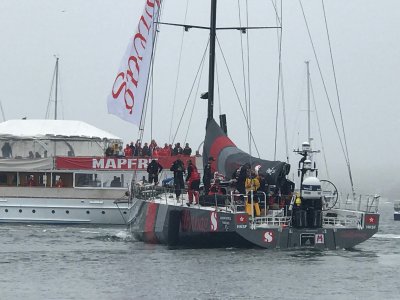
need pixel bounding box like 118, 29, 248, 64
144, 202, 159, 243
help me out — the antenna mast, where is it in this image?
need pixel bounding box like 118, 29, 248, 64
306, 60, 311, 145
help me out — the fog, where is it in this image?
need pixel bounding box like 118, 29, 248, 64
0, 0, 398, 198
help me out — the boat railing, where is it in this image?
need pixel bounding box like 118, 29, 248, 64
329, 194, 380, 213
252, 216, 292, 228
322, 215, 361, 229
133, 184, 174, 202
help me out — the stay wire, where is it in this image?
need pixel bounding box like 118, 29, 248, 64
273, 0, 288, 163
237, 0, 249, 125
216, 60, 222, 116
322, 0, 355, 195
172, 41, 209, 145
245, 0, 253, 159
168, 0, 190, 144
45, 60, 57, 119
310, 77, 330, 179
270, 0, 282, 26
138, 2, 162, 151
58, 66, 64, 120
184, 50, 207, 143
298, 1, 348, 179
216, 37, 260, 157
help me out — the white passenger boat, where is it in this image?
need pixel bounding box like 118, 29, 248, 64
0, 119, 134, 224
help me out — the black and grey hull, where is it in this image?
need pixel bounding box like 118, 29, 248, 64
128, 198, 379, 250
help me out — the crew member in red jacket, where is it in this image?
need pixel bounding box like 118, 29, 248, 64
186, 160, 200, 206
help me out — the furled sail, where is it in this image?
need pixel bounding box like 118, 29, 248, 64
203, 119, 290, 186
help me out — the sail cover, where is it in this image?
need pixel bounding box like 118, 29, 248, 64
203, 119, 290, 186
107, 0, 161, 125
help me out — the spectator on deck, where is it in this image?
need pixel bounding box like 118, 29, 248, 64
149, 139, 157, 155
129, 142, 135, 155
105, 146, 114, 157
183, 143, 192, 156
173, 143, 183, 156
124, 144, 133, 157
142, 143, 151, 157
168, 144, 173, 156
134, 142, 142, 156
27, 175, 35, 187
1, 142, 12, 158
55, 177, 64, 188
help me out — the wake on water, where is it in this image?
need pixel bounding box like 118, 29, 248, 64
373, 233, 400, 239
85, 229, 134, 242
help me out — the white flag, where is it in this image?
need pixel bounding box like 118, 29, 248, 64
108, 0, 161, 125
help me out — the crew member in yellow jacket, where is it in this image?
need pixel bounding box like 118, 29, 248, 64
245, 171, 261, 217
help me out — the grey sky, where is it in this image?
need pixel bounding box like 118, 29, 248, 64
0, 0, 398, 197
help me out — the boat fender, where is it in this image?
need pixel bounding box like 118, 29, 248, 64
167, 210, 181, 247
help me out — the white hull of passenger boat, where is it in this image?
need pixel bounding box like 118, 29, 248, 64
0, 187, 128, 224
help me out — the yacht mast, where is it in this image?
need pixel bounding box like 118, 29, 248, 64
54, 57, 59, 120
207, 0, 217, 122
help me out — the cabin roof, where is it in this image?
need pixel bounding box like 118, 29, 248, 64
0, 119, 122, 141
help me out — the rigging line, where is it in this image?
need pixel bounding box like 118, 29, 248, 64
216, 60, 222, 116
278, 0, 289, 163
310, 77, 330, 179
322, 0, 354, 192
273, 0, 287, 162
171, 41, 209, 145
184, 49, 207, 143
298, 1, 349, 176
216, 37, 260, 157
245, 0, 253, 159
168, 0, 190, 144
272, 0, 280, 161
270, 0, 282, 26
138, 4, 162, 144
0, 100, 5, 121
237, 0, 249, 125
150, 63, 154, 144
289, 68, 307, 150
45, 61, 57, 119
58, 65, 64, 120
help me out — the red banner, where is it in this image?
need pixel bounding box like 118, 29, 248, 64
55, 155, 197, 171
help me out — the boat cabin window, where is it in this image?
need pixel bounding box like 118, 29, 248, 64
52, 173, 73, 188
74, 172, 132, 189
19, 172, 50, 187
0, 172, 17, 186
102, 173, 128, 188
75, 173, 101, 188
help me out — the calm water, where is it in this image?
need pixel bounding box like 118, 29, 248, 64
1, 200, 399, 300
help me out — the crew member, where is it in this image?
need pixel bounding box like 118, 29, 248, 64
147, 159, 163, 185
203, 156, 215, 195
245, 171, 261, 217
186, 160, 200, 206
170, 159, 185, 200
